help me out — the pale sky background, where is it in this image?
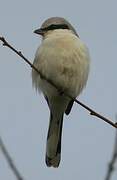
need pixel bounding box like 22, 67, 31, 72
0, 0, 117, 180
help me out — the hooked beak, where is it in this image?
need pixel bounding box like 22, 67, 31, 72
33, 28, 44, 35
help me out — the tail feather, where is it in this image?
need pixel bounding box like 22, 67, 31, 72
46, 112, 63, 168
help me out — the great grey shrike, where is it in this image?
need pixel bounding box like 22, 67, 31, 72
32, 17, 90, 167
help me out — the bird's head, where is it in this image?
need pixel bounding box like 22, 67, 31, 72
34, 17, 79, 38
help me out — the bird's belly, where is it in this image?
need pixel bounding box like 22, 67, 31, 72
32, 37, 90, 98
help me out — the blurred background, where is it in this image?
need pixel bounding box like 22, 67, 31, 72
0, 0, 117, 179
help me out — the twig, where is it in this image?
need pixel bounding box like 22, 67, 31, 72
105, 118, 117, 180
0, 36, 117, 129
0, 136, 24, 180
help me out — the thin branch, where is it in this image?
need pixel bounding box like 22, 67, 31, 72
0, 36, 117, 129
0, 136, 24, 180
105, 117, 117, 180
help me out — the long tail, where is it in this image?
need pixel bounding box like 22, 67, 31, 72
45, 111, 64, 168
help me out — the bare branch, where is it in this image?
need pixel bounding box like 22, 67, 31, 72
0, 136, 24, 180
105, 116, 117, 180
0, 36, 117, 129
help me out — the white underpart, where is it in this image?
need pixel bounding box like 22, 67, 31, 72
32, 29, 90, 99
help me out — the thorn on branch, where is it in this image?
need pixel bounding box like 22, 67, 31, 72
90, 112, 95, 115
0, 37, 6, 46
19, 51, 22, 54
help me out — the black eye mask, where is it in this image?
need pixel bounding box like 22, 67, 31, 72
41, 24, 70, 31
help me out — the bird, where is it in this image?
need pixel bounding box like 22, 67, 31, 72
32, 17, 90, 168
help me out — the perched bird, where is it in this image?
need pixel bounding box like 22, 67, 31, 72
32, 17, 90, 167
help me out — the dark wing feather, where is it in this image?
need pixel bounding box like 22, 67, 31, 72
65, 100, 74, 115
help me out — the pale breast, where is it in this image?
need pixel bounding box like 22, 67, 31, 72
32, 31, 90, 97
